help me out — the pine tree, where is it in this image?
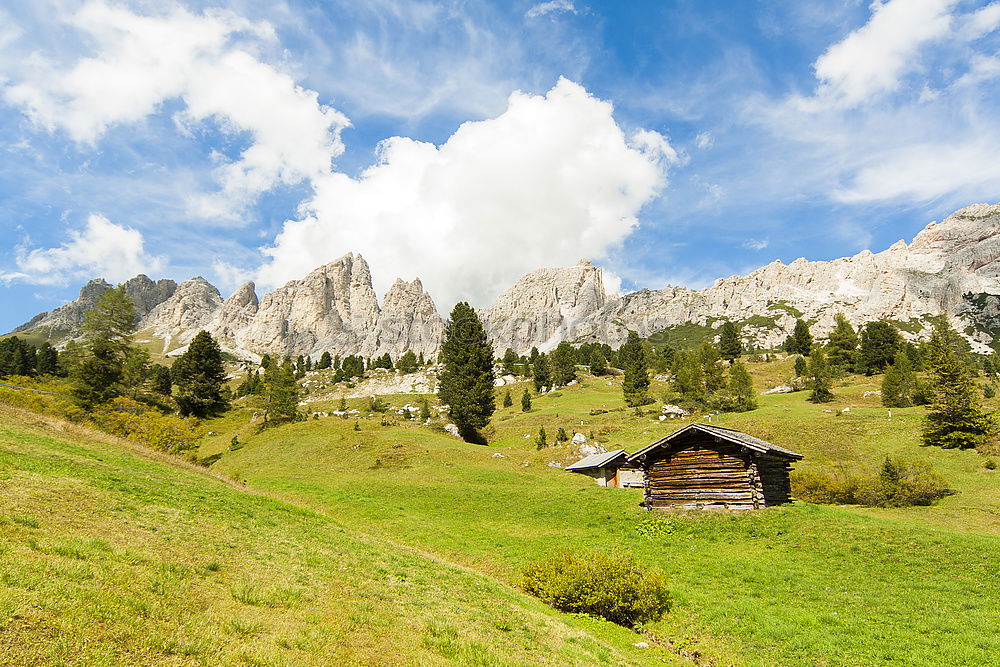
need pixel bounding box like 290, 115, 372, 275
150, 364, 172, 395
858, 320, 902, 375
806, 347, 834, 403
788, 319, 813, 356
264, 358, 299, 424
794, 356, 807, 377
672, 350, 703, 401
728, 361, 758, 412
420, 397, 431, 421
922, 323, 995, 449
535, 427, 547, 450
555, 427, 568, 443
521, 388, 532, 412
396, 350, 418, 374
171, 331, 228, 418
35, 342, 59, 376
699, 341, 726, 393
550, 342, 577, 386
120, 347, 151, 399
317, 351, 332, 369
589, 349, 607, 376
881, 350, 916, 408
501, 348, 518, 375
718, 320, 742, 361
72, 285, 136, 408
620, 331, 650, 407
436, 302, 495, 443
502, 389, 513, 407
826, 313, 858, 373
533, 354, 551, 392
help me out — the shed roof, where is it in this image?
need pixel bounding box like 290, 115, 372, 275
565, 449, 628, 471
627, 423, 803, 462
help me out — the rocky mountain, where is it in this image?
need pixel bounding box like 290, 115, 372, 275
10, 203, 1000, 358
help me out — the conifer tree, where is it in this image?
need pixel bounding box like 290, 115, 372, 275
806, 347, 834, 403
72, 285, 136, 408
922, 323, 995, 449
264, 358, 299, 424
502, 389, 513, 408
36, 342, 59, 376
858, 320, 902, 375
172, 330, 228, 418
550, 342, 577, 386
787, 319, 813, 356
532, 354, 551, 392
672, 350, 703, 401
317, 351, 332, 369
882, 350, 917, 408
718, 320, 742, 361
151, 364, 172, 395
396, 350, 418, 374
420, 397, 431, 421
699, 341, 726, 393
826, 313, 858, 373
794, 355, 807, 377
535, 427, 547, 449
589, 349, 607, 376
501, 348, 518, 375
521, 388, 532, 412
728, 361, 758, 412
436, 302, 495, 443
620, 331, 650, 407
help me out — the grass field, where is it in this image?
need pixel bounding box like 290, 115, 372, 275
3, 355, 999, 665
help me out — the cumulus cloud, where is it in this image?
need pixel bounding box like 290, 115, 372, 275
526, 1, 577, 19
259, 78, 674, 309
2, 1, 348, 219
8, 214, 165, 285
742, 238, 769, 251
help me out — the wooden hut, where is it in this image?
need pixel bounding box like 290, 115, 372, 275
627, 424, 802, 510
565, 450, 644, 488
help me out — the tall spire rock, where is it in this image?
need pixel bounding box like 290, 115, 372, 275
208, 282, 259, 343
363, 278, 445, 359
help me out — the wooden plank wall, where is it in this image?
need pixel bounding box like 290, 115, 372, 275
645, 442, 760, 510
757, 457, 793, 506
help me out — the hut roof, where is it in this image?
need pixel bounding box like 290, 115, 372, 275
565, 449, 628, 471
627, 423, 803, 462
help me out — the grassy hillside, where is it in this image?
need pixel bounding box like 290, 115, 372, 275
197, 358, 1000, 665
0, 406, 676, 666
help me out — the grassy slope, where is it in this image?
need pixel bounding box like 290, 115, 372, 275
202, 358, 1000, 666
0, 407, 677, 666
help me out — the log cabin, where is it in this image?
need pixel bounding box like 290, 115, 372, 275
627, 423, 802, 510
565, 449, 644, 488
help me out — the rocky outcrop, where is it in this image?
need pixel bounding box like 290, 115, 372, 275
208, 281, 259, 343
140, 277, 222, 349
363, 278, 444, 359
481, 259, 610, 353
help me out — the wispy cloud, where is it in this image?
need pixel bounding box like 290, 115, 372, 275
526, 1, 577, 20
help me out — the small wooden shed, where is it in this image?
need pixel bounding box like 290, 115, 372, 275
627, 424, 802, 510
565, 450, 644, 488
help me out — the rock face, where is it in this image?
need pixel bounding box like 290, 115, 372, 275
481, 259, 610, 353
11, 203, 1000, 357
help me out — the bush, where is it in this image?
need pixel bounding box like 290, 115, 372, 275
521, 550, 670, 628
791, 457, 950, 508
91, 397, 201, 454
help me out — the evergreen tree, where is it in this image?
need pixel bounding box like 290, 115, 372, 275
533, 354, 551, 392
858, 320, 902, 375
317, 351, 332, 369
550, 342, 577, 386
555, 427, 568, 443
806, 347, 834, 403
501, 348, 519, 375
396, 350, 419, 374
264, 358, 299, 424
794, 355, 807, 377
72, 285, 136, 408
922, 323, 995, 449
620, 331, 651, 407
120, 347, 151, 398
172, 330, 228, 418
35, 342, 59, 376
672, 350, 703, 401
718, 320, 742, 361
826, 313, 858, 373
589, 349, 607, 376
502, 389, 513, 407
728, 361, 758, 412
521, 388, 532, 412
150, 364, 172, 395
0, 337, 38, 377
787, 319, 813, 356
881, 350, 917, 408
436, 302, 495, 442
420, 397, 431, 421
699, 341, 726, 393
535, 427, 547, 450
260, 353, 273, 369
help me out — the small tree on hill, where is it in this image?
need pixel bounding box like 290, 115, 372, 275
396, 350, 419, 374
535, 427, 547, 449
72, 285, 136, 408
718, 321, 742, 361
672, 350, 703, 402
550, 342, 577, 386
533, 354, 551, 392
881, 350, 917, 408
420, 397, 431, 421
501, 348, 519, 375
317, 351, 332, 369
858, 320, 902, 375
699, 341, 725, 393
922, 322, 995, 449
437, 302, 495, 443
794, 355, 808, 377
36, 342, 59, 376
728, 361, 757, 412
589, 349, 607, 376
620, 331, 650, 407
521, 388, 532, 412
172, 330, 228, 418
807, 347, 834, 403
826, 313, 858, 373
785, 319, 813, 356
150, 364, 172, 395
502, 389, 513, 408
263, 359, 299, 424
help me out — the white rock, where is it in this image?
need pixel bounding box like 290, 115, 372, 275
492, 453, 507, 458
763, 385, 794, 395
444, 423, 461, 438
662, 404, 689, 417
547, 462, 563, 468
634, 642, 649, 648
571, 432, 587, 445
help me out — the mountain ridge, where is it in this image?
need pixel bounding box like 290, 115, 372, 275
11, 202, 1000, 357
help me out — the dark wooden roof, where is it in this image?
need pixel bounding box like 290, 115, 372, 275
565, 449, 628, 471
627, 423, 803, 462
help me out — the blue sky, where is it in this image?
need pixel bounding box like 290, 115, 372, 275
2, 0, 999, 333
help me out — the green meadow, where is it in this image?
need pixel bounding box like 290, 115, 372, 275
3, 354, 1000, 665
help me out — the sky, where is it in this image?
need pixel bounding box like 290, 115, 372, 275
1, 0, 999, 333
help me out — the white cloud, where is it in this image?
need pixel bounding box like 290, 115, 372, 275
695, 131, 714, 149
743, 238, 769, 251
9, 214, 165, 285
3, 1, 348, 219
959, 1, 1000, 39
526, 1, 577, 19
259, 78, 673, 309
804, 0, 957, 109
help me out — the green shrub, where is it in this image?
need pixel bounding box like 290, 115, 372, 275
91, 397, 201, 454
984, 458, 997, 470
521, 550, 670, 627
790, 470, 862, 504
792, 458, 950, 507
